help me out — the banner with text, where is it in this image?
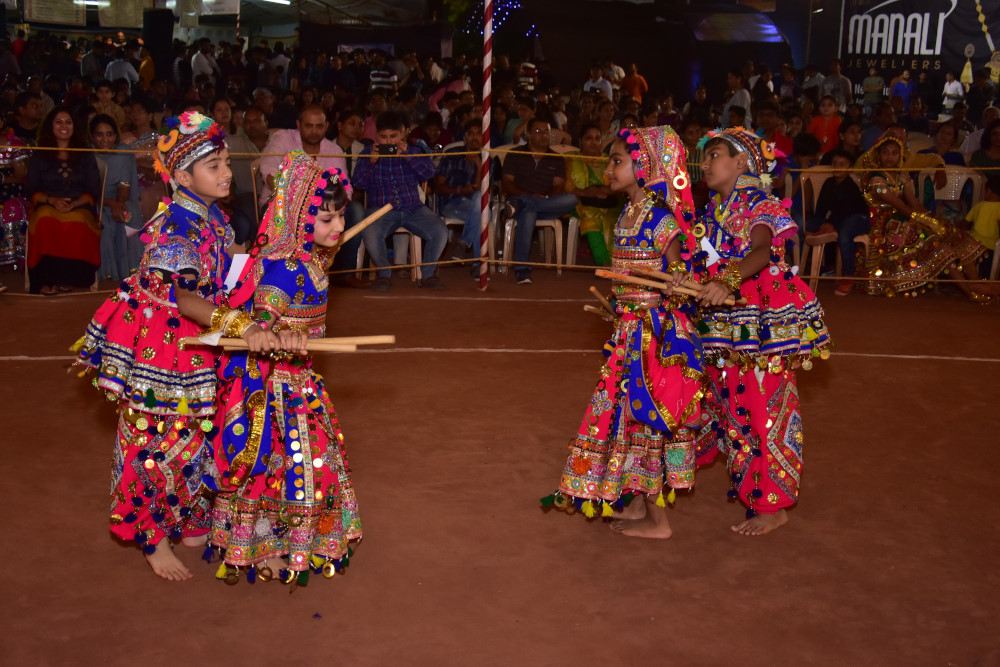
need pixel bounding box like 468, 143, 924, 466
839, 0, 1000, 93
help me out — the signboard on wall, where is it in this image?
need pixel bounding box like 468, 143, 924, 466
839, 0, 1000, 87
25, 0, 86, 25
99, 0, 155, 28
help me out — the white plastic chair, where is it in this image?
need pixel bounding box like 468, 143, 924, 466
916, 167, 984, 206
791, 166, 870, 291
990, 238, 1000, 282
356, 227, 421, 282
496, 143, 571, 275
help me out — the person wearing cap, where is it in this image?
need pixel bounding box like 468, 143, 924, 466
693, 127, 832, 536
74, 111, 285, 582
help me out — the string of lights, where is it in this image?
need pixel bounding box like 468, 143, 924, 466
461, 0, 537, 39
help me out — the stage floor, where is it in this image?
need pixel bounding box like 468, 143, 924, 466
2, 264, 997, 665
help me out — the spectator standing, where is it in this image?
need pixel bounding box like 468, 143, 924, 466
862, 66, 885, 116
683, 85, 712, 127
369, 51, 399, 93
270, 42, 290, 88
778, 64, 801, 101
821, 59, 852, 110
891, 70, 918, 112
801, 63, 824, 102
583, 65, 612, 101
806, 95, 841, 153
604, 57, 625, 96
353, 111, 448, 291
500, 118, 577, 284
965, 69, 995, 126
138, 47, 155, 90
942, 71, 964, 112
722, 70, 751, 128
80, 41, 103, 83
191, 38, 220, 86
105, 48, 139, 88
621, 63, 648, 103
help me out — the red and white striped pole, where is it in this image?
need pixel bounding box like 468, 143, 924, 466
478, 0, 493, 290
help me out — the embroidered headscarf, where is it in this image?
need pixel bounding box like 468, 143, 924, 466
859, 132, 908, 172
153, 111, 227, 186
228, 150, 351, 307
617, 125, 695, 226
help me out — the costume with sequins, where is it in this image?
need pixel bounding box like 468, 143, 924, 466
546, 126, 708, 517
209, 151, 361, 581
693, 128, 832, 518
0, 130, 29, 267
74, 112, 231, 553
860, 134, 985, 297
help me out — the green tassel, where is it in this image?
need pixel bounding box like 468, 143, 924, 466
539, 494, 557, 508
696, 321, 711, 335
144, 388, 157, 408
739, 324, 750, 341
297, 570, 309, 586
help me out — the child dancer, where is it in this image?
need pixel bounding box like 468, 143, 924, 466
208, 151, 362, 584
76, 112, 277, 580
543, 126, 706, 539
694, 127, 832, 536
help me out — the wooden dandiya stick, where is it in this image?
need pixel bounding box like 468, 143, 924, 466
628, 266, 707, 294
333, 203, 393, 247
594, 269, 741, 306
181, 337, 357, 352
588, 286, 615, 315
583, 304, 614, 322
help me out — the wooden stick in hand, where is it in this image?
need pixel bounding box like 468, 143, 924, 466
180, 334, 394, 352
583, 304, 614, 322
594, 269, 740, 306
588, 286, 615, 315
333, 203, 394, 247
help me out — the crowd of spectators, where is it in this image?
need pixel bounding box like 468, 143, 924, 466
0, 28, 997, 293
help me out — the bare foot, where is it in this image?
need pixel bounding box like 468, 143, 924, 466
256, 557, 287, 581
181, 534, 208, 548
611, 497, 647, 520
610, 502, 672, 539
730, 509, 788, 536
144, 544, 193, 581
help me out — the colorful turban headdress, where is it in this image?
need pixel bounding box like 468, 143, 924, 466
228, 150, 352, 308
153, 111, 227, 186
698, 126, 778, 176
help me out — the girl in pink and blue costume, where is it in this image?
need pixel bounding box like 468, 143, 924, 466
208, 151, 362, 585
543, 125, 708, 540
75, 112, 237, 580
693, 127, 832, 536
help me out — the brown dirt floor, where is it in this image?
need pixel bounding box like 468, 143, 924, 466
1, 262, 998, 666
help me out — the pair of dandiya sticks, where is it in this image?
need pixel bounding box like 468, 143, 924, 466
182, 203, 396, 354
583, 268, 742, 321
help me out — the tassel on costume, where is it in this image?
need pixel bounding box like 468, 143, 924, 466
654, 492, 666, 508
581, 500, 596, 518
601, 501, 614, 517
215, 562, 227, 580
144, 388, 157, 408
539, 494, 557, 508
667, 489, 677, 505
178, 396, 189, 415
202, 546, 215, 563
739, 325, 750, 341
69, 336, 86, 353
297, 570, 309, 586
246, 565, 257, 583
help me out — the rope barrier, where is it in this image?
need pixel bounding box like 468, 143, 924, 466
8, 144, 1000, 171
